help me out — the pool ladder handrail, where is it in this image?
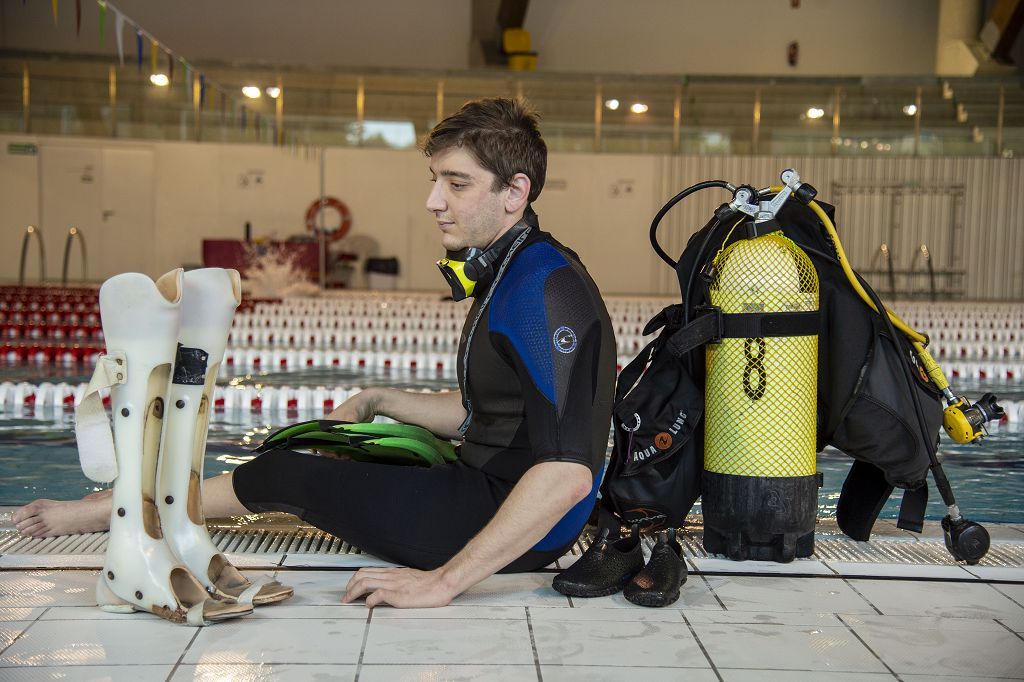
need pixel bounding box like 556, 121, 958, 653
61, 226, 87, 286
18, 225, 46, 285
869, 242, 896, 298
909, 243, 936, 302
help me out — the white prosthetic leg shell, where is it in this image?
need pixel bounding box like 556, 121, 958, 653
158, 268, 240, 592
97, 270, 195, 617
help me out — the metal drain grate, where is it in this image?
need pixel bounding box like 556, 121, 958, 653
560, 530, 1024, 568
4, 527, 1023, 568
0, 528, 363, 557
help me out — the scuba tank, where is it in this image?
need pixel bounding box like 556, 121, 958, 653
702, 227, 820, 562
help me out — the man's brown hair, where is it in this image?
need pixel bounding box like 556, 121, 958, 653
422, 97, 547, 203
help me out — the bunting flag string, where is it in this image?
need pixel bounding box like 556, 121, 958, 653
135, 30, 143, 73
30, 0, 294, 150
97, 0, 106, 45
113, 8, 124, 66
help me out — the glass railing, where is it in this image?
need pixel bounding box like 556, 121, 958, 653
2, 53, 1021, 157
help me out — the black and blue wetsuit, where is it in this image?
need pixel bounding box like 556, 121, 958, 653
233, 219, 616, 572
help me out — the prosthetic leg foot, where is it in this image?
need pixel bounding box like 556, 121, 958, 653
158, 268, 293, 606
77, 270, 251, 625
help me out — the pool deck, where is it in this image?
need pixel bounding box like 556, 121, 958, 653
1, 511, 1023, 681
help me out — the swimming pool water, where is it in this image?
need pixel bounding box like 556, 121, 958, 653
2, 403, 1021, 525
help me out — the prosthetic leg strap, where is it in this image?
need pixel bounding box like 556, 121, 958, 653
896, 485, 928, 533
74, 352, 127, 482
235, 576, 272, 606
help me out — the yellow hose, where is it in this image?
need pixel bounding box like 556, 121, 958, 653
768, 185, 952, 392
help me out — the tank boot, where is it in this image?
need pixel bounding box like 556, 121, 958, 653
158, 268, 293, 606
551, 525, 643, 598
624, 529, 688, 607
76, 270, 251, 625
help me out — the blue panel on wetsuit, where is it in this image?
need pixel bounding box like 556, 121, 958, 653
488, 242, 570, 404
532, 471, 602, 551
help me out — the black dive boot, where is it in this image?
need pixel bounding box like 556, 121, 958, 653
624, 529, 688, 607
552, 526, 643, 598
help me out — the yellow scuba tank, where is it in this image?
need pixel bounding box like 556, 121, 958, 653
702, 229, 820, 562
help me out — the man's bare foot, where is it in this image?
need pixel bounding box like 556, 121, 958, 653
12, 494, 112, 538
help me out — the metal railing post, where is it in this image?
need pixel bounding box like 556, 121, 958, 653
62, 227, 87, 285
19, 225, 46, 285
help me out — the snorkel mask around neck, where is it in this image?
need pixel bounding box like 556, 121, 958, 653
436, 208, 537, 300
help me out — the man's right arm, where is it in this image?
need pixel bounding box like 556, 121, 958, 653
327, 387, 467, 440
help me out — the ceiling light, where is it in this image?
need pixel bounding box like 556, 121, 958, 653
149, 73, 169, 87
806, 107, 824, 119
604, 99, 620, 111
902, 104, 917, 116
242, 86, 262, 99
630, 102, 648, 114
265, 86, 281, 99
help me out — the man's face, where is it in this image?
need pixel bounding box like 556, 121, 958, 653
426, 146, 507, 252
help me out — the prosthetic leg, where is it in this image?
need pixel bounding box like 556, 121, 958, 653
158, 268, 293, 605
76, 270, 251, 625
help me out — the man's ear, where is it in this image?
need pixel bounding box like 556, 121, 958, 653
504, 173, 531, 214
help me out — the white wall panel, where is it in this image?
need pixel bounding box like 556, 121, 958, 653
1, 133, 1021, 300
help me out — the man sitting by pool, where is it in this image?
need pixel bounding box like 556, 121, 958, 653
13, 97, 616, 609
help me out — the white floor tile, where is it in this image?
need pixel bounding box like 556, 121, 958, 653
825, 562, 977, 580
451, 573, 569, 607
0, 608, 42, 622
997, 616, 1024, 633
846, 612, 1024, 678
901, 676, 1024, 681
370, 605, 526, 620
565, 574, 723, 611
543, 666, 720, 682
529, 605, 684, 623
363, 618, 534, 665
0, 555, 103, 569
693, 557, 834, 575
0, 622, 29, 652
719, 671, 895, 681
359, 664, 538, 681
840, 613, 1009, 632
961, 565, 1024, 582
182, 618, 366, 665
279, 553, 399, 569
250, 570, 352, 606
39, 606, 152, 621
704, 575, 876, 614
0, 620, 195, 666
0, 664, 175, 681
849, 578, 1024, 619
992, 582, 1024, 606
0, 570, 100, 607
173, 663, 358, 681
531, 618, 706, 667
693, 621, 888, 673
247, 603, 368, 620
686, 611, 844, 627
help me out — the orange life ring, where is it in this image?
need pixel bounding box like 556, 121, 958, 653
305, 196, 353, 241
